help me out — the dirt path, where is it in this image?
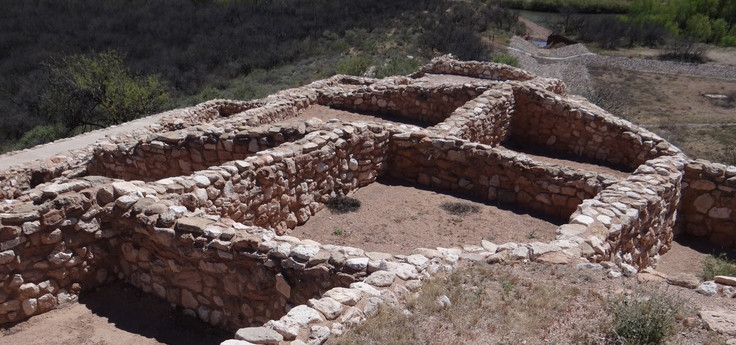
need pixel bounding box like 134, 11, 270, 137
518, 16, 551, 41
289, 177, 561, 254
0, 109, 177, 170
0, 282, 230, 345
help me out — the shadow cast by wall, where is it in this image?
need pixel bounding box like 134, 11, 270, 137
78, 282, 231, 345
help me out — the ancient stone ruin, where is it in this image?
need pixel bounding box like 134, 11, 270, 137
0, 55, 734, 344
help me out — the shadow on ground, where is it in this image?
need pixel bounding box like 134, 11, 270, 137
78, 282, 231, 345
379, 176, 567, 226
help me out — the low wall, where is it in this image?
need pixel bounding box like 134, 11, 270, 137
149, 123, 391, 235
0, 100, 260, 200
317, 83, 485, 126
679, 160, 736, 248
432, 86, 514, 146
415, 54, 567, 95
0, 177, 126, 324
0, 177, 387, 329
386, 133, 616, 221
87, 120, 321, 182
510, 86, 681, 170
561, 155, 686, 268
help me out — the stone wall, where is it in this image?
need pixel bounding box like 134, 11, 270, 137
0, 176, 392, 329
149, 123, 391, 235
116, 213, 367, 331
0, 177, 129, 324
415, 54, 567, 95
87, 120, 322, 182
386, 133, 617, 221
561, 155, 686, 268
679, 160, 736, 248
0, 100, 260, 200
2, 56, 729, 338
432, 86, 514, 145
510, 86, 681, 170
317, 83, 485, 126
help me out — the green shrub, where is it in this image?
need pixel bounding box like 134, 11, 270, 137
499, 0, 630, 14
326, 196, 361, 214
720, 35, 736, 47
375, 57, 422, 78
607, 290, 681, 345
703, 254, 736, 281
40, 50, 169, 130
491, 53, 520, 67
14, 124, 68, 150
336, 56, 374, 76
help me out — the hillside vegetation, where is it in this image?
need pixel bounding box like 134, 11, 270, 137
0, 0, 521, 154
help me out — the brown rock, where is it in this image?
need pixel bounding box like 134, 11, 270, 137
700, 309, 736, 336
175, 217, 215, 234
637, 272, 666, 283
535, 251, 574, 264
41, 209, 63, 227
715, 276, 736, 287
667, 273, 700, 289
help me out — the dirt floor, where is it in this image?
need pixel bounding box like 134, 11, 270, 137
289, 177, 562, 254
328, 261, 736, 345
499, 144, 632, 180
0, 282, 231, 345
657, 235, 736, 278
284, 104, 428, 127
589, 66, 736, 163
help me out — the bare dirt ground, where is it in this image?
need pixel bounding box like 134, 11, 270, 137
518, 16, 552, 41
289, 177, 561, 254
0, 282, 230, 345
600, 45, 736, 67
329, 262, 736, 345
499, 144, 632, 180
589, 66, 736, 162
283, 104, 427, 128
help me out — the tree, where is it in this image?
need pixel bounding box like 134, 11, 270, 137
685, 14, 713, 41
40, 50, 169, 130
711, 18, 728, 43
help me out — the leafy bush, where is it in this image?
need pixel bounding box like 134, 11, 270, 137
625, 0, 736, 45
659, 39, 707, 63
607, 289, 682, 345
375, 56, 423, 78
0, 0, 520, 153
420, 26, 490, 61
491, 53, 520, 67
336, 56, 374, 76
703, 254, 736, 281
499, 0, 630, 14
14, 124, 68, 149
326, 196, 361, 214
40, 50, 169, 130
440, 202, 480, 216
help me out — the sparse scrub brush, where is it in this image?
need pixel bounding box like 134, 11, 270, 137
607, 289, 682, 345
703, 254, 736, 281
326, 196, 361, 214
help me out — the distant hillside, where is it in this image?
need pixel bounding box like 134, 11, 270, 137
0, 0, 521, 154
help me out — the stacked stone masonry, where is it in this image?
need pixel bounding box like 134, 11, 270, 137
680, 160, 736, 248
1, 55, 734, 345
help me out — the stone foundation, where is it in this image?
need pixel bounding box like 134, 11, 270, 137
679, 160, 736, 248
0, 55, 732, 345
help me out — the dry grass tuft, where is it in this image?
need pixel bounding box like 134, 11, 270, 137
439, 202, 480, 216
325, 196, 361, 214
